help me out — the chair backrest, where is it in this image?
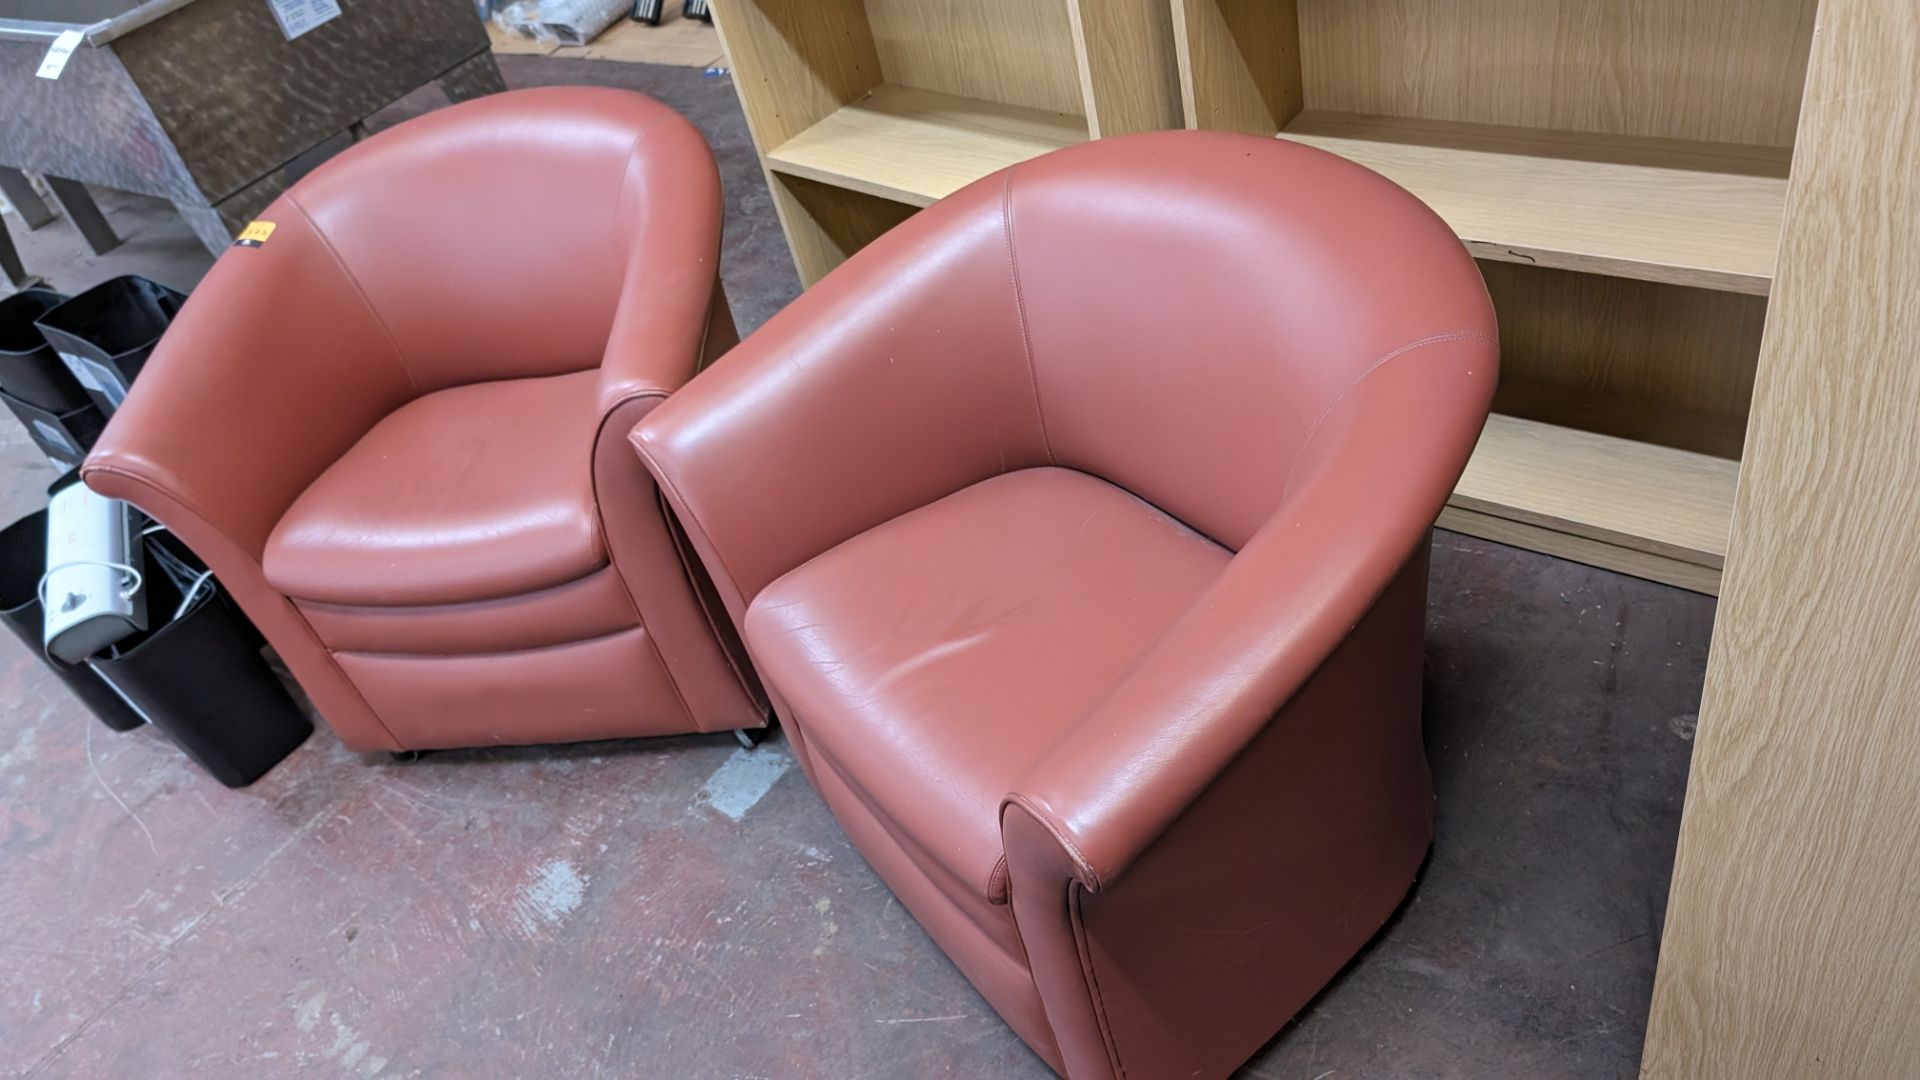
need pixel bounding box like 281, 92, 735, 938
279, 86, 709, 393
996, 132, 1493, 550
635, 130, 1494, 619
84, 88, 715, 562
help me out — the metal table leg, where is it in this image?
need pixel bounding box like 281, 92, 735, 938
43, 177, 121, 256
0, 218, 30, 289
0, 168, 56, 231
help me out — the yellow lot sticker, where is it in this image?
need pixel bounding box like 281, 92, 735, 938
235, 221, 277, 248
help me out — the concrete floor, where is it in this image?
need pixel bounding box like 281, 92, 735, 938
0, 57, 1713, 1079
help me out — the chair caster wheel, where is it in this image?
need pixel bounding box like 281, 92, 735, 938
389, 749, 428, 763
733, 727, 764, 750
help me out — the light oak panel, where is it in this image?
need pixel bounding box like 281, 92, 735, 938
1437, 506, 1721, 595
766, 85, 1088, 208
866, 0, 1084, 116
1643, 0, 1920, 1074
708, 0, 879, 150
1451, 414, 1738, 575
1067, 0, 1184, 136
487, 24, 558, 56
1295, 0, 1820, 148
1490, 378, 1749, 463
1280, 112, 1788, 293
546, 3, 726, 67
1285, 111, 1793, 177
709, 0, 884, 285
1171, 0, 1300, 134
772, 173, 918, 287
1481, 262, 1767, 453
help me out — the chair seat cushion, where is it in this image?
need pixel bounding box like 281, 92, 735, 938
744, 467, 1230, 907
265, 369, 606, 607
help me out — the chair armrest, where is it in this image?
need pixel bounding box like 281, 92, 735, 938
595, 112, 726, 415
630, 176, 1051, 622
83, 204, 415, 560
1006, 333, 1495, 891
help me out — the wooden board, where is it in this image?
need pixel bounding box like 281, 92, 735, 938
487, 23, 558, 56
771, 173, 919, 286
1480, 261, 1767, 455
488, 5, 723, 67
766, 84, 1088, 207
551, 6, 725, 68
708, 0, 879, 151
708, 0, 881, 284
1171, 0, 1300, 134
1295, 0, 1820, 149
865, 0, 1085, 117
1279, 112, 1788, 293
1450, 414, 1739, 573
1642, 0, 1920, 1074
1067, 0, 1184, 137
1490, 377, 1749, 462
1437, 506, 1721, 595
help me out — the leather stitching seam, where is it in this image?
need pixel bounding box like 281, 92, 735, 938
594, 389, 699, 731
1005, 793, 1104, 892
285, 194, 422, 396
985, 854, 1010, 903
612, 125, 651, 247
996, 859, 1068, 1068
1280, 329, 1496, 501
328, 621, 638, 661
1002, 169, 1055, 464
294, 562, 617, 613
659, 484, 768, 726
1073, 883, 1128, 1078
665, 278, 767, 717
629, 438, 759, 646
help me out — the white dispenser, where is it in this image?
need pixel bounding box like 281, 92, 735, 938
42, 483, 145, 664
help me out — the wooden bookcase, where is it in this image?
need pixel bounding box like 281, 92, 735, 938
709, 0, 1183, 285
714, 0, 1822, 595
1172, 0, 1822, 593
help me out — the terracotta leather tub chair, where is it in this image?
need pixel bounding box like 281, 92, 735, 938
83, 88, 765, 753
634, 132, 1497, 1077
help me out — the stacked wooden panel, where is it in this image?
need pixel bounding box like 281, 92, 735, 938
1172, 0, 1821, 593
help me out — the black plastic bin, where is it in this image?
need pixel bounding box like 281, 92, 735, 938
0, 391, 106, 472
0, 471, 309, 785
0, 508, 148, 732
89, 529, 312, 787
0, 288, 109, 470
0, 289, 90, 411
33, 276, 187, 418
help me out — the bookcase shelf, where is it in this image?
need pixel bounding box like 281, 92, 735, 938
1278, 112, 1789, 295
1165, 0, 1816, 592
1446, 414, 1739, 593
713, 0, 1180, 285
766, 85, 1088, 208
